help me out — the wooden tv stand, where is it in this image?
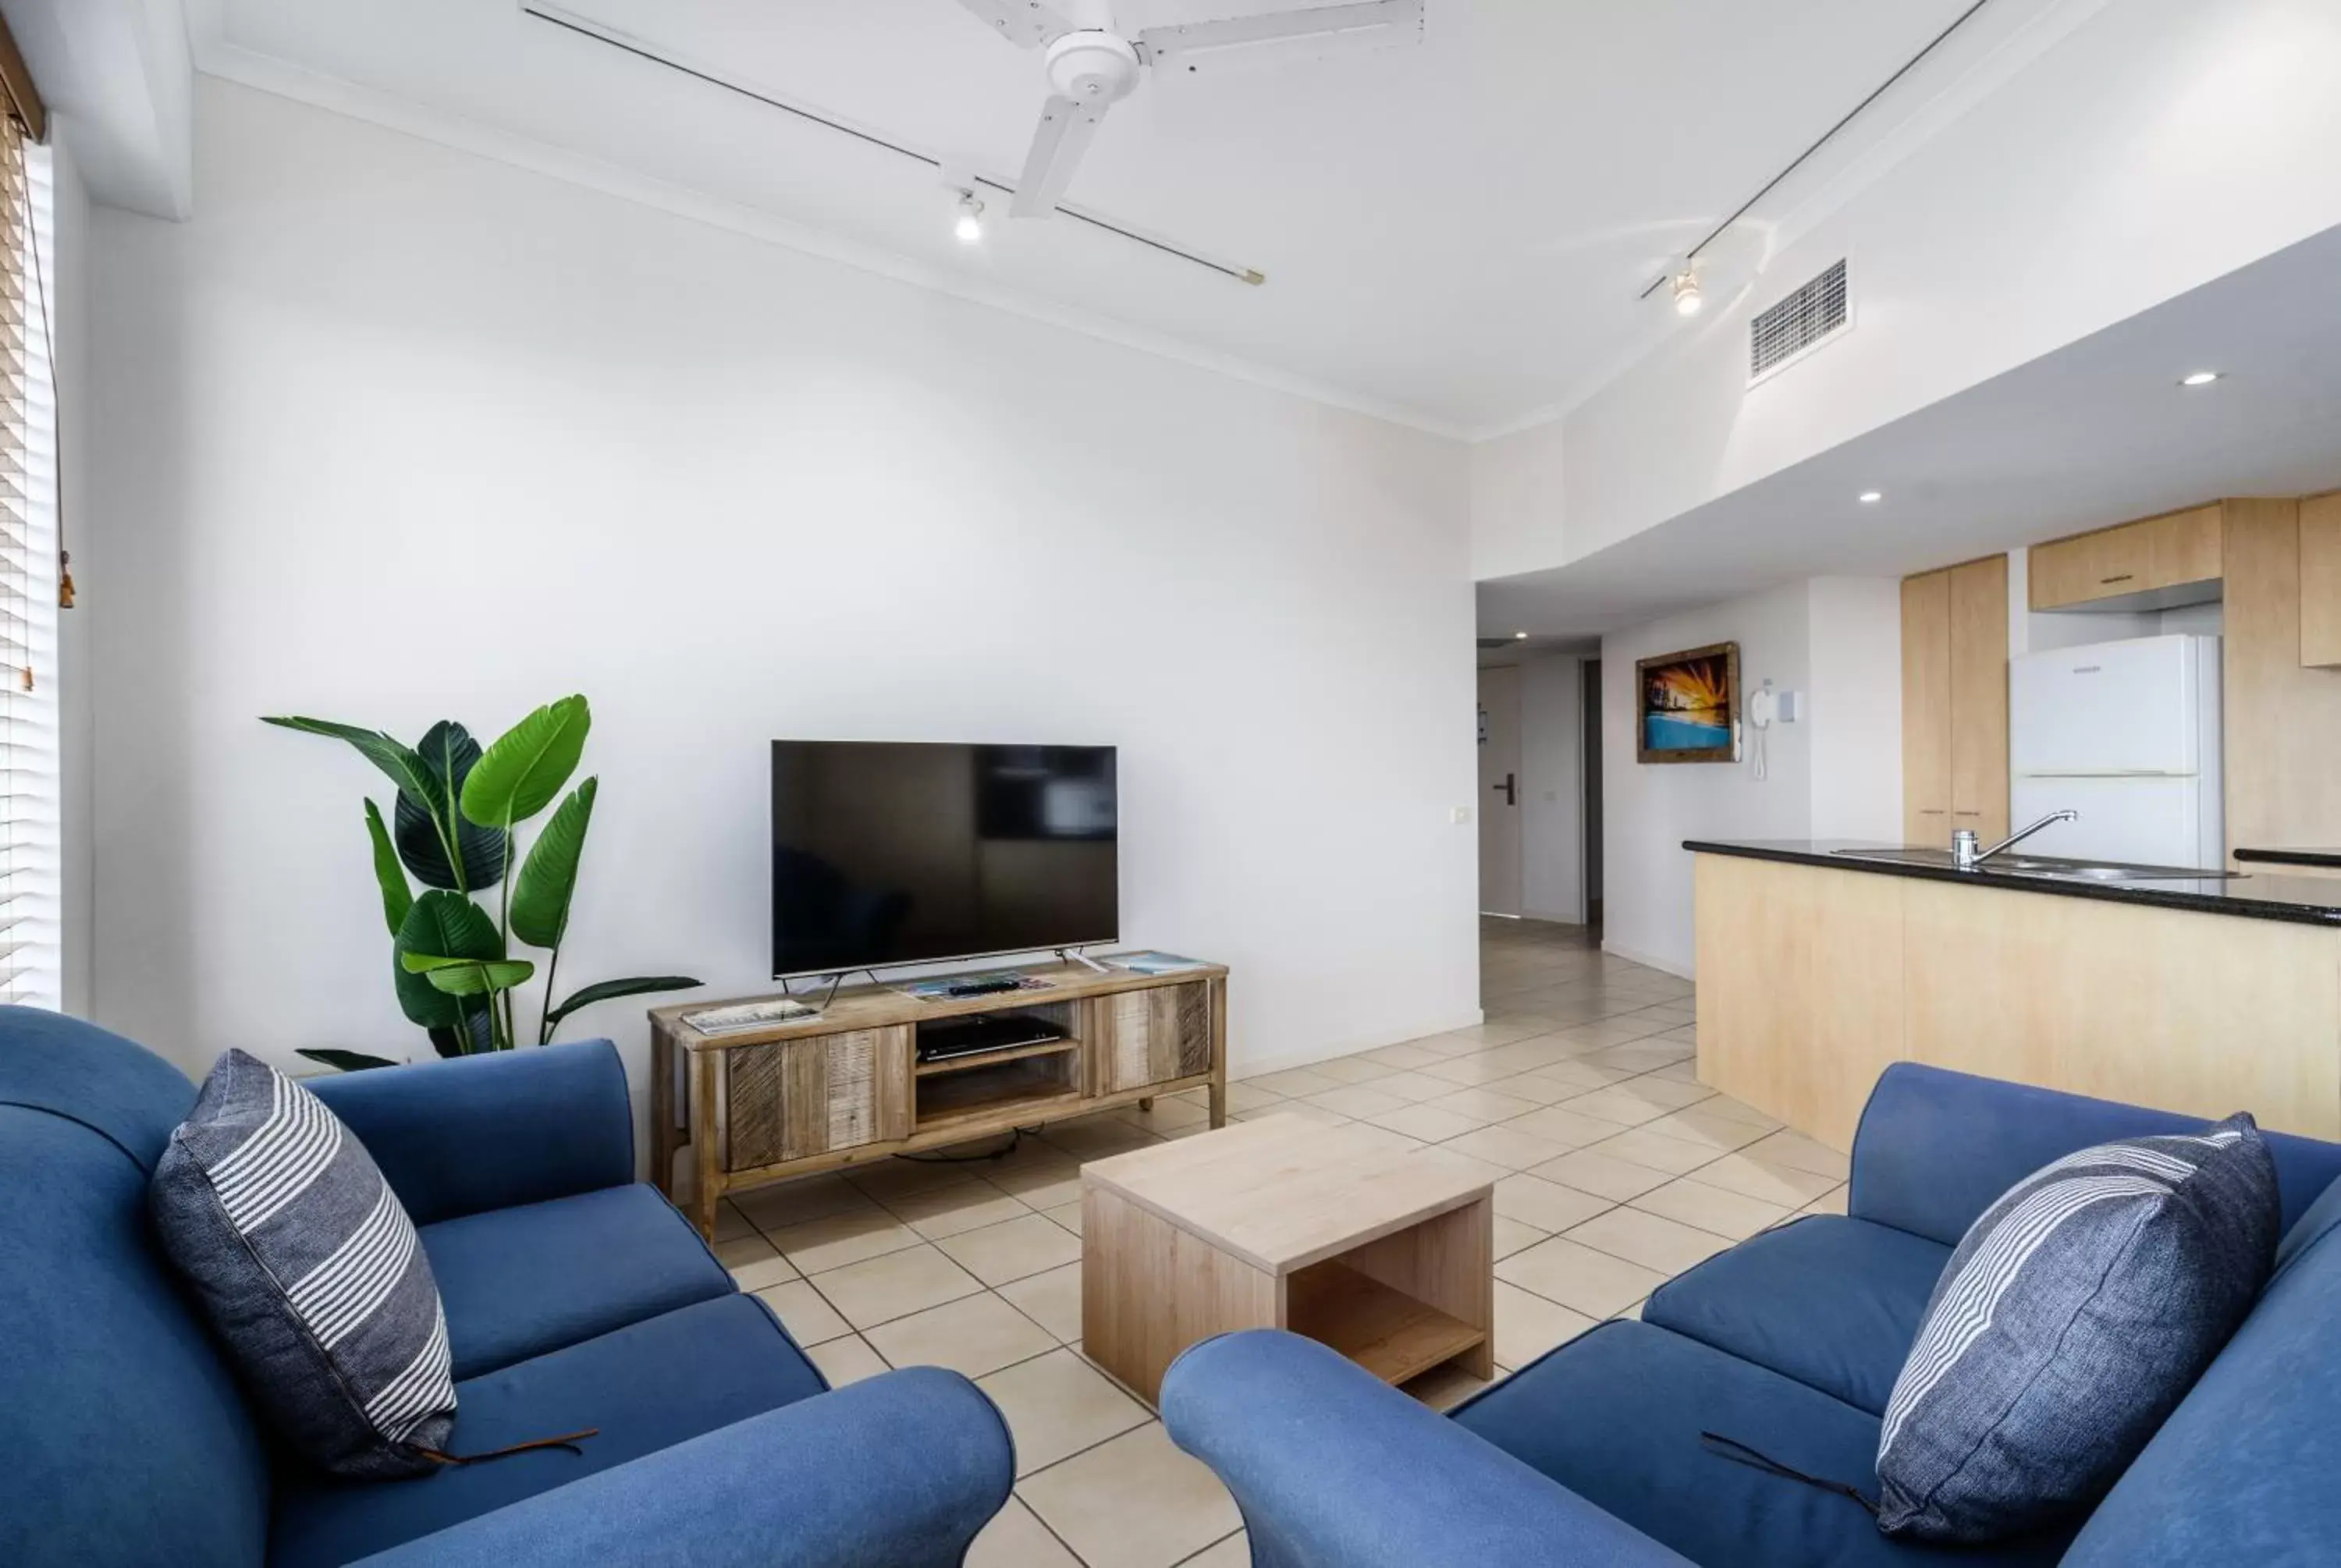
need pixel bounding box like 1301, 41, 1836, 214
648, 960, 1228, 1238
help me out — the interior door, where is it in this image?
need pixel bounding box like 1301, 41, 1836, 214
1477, 666, 1522, 916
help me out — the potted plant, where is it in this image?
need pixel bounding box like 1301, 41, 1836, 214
265, 694, 699, 1069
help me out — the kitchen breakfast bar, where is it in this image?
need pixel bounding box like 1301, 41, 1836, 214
1687, 840, 2341, 1151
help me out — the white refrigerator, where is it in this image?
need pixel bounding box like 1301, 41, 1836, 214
2008, 633, 2223, 868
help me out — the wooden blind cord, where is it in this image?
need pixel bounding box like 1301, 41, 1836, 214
18, 115, 62, 614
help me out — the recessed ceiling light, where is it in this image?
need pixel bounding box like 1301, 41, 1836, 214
1671, 270, 1703, 318
1514, 631, 1529, 640
1859, 491, 1884, 504
952, 191, 985, 246
2179, 371, 2222, 387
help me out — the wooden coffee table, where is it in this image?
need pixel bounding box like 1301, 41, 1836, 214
1081, 1113, 1495, 1407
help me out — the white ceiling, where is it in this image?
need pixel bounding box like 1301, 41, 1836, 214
191, 0, 1996, 434
1476, 218, 2341, 639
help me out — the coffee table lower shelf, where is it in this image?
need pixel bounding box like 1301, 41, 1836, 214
1288, 1261, 1488, 1387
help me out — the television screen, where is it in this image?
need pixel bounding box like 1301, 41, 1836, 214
770, 741, 1118, 978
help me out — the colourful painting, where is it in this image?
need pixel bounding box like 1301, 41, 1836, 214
1636, 642, 1739, 764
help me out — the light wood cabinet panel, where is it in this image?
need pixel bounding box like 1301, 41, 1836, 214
1693, 854, 1908, 1150
2301, 491, 2341, 668
2224, 497, 2341, 860
1092, 979, 1217, 1095
2028, 526, 2148, 609
2149, 504, 2224, 590
1901, 570, 1952, 846
1900, 879, 2340, 1139
2030, 505, 2225, 611
1693, 853, 2341, 1150
724, 1026, 912, 1170
1948, 555, 2010, 843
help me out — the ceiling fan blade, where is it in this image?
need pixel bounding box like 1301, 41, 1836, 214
1138, 0, 1423, 76
954, 0, 1078, 50
1011, 94, 1110, 217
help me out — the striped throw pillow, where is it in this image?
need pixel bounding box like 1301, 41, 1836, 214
151, 1049, 456, 1479
1876, 1115, 2277, 1542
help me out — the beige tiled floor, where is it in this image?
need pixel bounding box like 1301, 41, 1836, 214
713, 917, 1848, 1568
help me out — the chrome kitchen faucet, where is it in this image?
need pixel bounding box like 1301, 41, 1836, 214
1953, 811, 2080, 871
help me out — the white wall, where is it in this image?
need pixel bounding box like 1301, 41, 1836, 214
1469, 422, 1566, 583
1487, 0, 2341, 578
1517, 654, 1583, 924
1805, 577, 1904, 840
49, 122, 94, 1018
1600, 576, 1900, 976
85, 79, 1481, 1111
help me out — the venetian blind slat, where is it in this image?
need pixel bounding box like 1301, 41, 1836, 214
0, 112, 60, 1006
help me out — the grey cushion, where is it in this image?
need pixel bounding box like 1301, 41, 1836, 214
151, 1050, 456, 1479
1876, 1113, 2277, 1541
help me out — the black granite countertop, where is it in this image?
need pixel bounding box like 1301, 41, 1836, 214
2234, 848, 2341, 870
1684, 839, 2341, 927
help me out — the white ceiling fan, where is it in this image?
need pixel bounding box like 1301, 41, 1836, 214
954, 0, 1425, 217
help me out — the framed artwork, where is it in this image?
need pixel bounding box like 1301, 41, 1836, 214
1636, 641, 1740, 764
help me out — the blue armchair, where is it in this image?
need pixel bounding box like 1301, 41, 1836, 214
1163, 1062, 2341, 1567
0, 1007, 1014, 1568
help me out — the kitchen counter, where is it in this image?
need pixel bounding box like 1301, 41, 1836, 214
1686, 839, 2341, 927
2235, 847, 2341, 871
1686, 843, 2341, 1152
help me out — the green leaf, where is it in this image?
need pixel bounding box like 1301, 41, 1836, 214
264, 716, 437, 805
416, 957, 535, 997
393, 891, 501, 1029
295, 1048, 403, 1073
511, 778, 596, 950
396, 721, 510, 892
545, 974, 703, 1034
362, 800, 412, 938
461, 696, 591, 828
428, 1006, 496, 1058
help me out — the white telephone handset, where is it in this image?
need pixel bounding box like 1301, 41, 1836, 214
1746, 681, 1777, 779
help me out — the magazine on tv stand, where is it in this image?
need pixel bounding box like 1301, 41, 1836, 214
1102, 951, 1210, 976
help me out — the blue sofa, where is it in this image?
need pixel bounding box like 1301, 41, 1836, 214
1163, 1062, 2341, 1566
0, 1007, 1014, 1568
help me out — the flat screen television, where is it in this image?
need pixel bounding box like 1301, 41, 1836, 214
770, 741, 1118, 979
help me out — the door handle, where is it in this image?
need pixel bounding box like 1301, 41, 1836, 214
1493, 773, 1516, 807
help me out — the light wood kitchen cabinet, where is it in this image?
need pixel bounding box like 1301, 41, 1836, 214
2029, 503, 2224, 611
1948, 555, 2010, 843
1902, 555, 2009, 848
2301, 491, 2341, 668
1900, 571, 1952, 844
1901, 552, 2013, 847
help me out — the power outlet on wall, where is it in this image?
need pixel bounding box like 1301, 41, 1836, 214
1451, 806, 1472, 825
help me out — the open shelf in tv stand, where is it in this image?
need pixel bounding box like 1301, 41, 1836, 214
648, 958, 1229, 1238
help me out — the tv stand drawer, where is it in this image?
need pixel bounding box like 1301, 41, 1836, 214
723, 1026, 913, 1170
1091, 982, 1214, 1096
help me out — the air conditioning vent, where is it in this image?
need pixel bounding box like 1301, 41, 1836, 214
1476, 638, 1514, 650
1750, 259, 1849, 385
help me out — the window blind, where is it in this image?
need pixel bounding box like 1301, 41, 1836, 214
0, 112, 59, 1009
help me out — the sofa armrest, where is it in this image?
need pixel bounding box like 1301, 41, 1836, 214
343, 1367, 1013, 1568
1162, 1332, 1693, 1568
307, 1041, 634, 1226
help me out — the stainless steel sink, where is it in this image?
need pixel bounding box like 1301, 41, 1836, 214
1828, 847, 2243, 882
